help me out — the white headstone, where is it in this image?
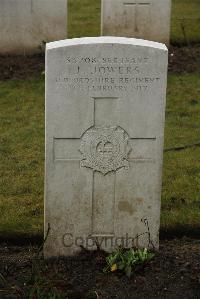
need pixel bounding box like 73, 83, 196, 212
45, 37, 168, 257
0, 0, 67, 54
101, 0, 171, 45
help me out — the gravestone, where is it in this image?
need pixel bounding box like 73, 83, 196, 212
0, 0, 67, 54
45, 37, 168, 257
101, 0, 171, 45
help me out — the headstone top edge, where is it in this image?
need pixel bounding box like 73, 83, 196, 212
46, 36, 168, 52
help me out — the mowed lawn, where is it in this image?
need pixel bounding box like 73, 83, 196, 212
0, 0, 200, 239
68, 0, 200, 44
0, 78, 44, 238
0, 74, 199, 238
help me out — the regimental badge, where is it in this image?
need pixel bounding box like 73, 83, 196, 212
80, 126, 131, 175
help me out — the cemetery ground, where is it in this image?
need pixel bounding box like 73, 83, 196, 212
0, 62, 199, 241
0, 239, 199, 298
0, 0, 200, 298
1, 60, 200, 298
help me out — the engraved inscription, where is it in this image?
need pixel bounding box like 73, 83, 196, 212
55, 55, 161, 93
80, 126, 131, 175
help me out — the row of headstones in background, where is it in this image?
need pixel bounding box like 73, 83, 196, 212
0, 0, 171, 54
102, 0, 172, 45
44, 37, 168, 257
0, 0, 67, 54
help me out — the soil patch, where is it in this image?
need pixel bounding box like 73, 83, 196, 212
0, 46, 199, 81
0, 238, 199, 298
169, 45, 200, 73
0, 54, 44, 80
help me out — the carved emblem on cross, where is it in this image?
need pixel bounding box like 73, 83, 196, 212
80, 126, 131, 175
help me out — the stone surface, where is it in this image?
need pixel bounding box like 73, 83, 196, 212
101, 0, 171, 45
45, 37, 168, 257
0, 0, 67, 54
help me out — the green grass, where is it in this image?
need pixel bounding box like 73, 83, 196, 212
162, 74, 200, 233
171, 0, 200, 45
0, 74, 199, 238
68, 0, 200, 45
0, 78, 44, 237
68, 0, 101, 38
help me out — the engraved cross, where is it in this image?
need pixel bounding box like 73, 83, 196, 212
54, 97, 156, 238
123, 0, 151, 32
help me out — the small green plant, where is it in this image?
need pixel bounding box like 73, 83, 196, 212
103, 247, 155, 277
28, 276, 66, 299
0, 272, 7, 287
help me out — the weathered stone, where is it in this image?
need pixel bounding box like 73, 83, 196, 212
45, 37, 168, 257
101, 0, 171, 45
0, 0, 67, 54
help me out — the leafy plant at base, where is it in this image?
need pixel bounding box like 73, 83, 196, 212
103, 248, 155, 277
